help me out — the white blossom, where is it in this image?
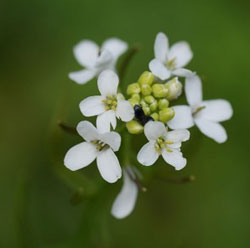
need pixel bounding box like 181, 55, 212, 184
149, 32, 193, 80
111, 167, 138, 219
168, 75, 233, 143
69, 38, 128, 84
137, 121, 190, 170
79, 70, 134, 133
64, 121, 122, 183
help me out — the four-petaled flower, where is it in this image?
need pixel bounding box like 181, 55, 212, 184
64, 121, 122, 183
111, 167, 138, 219
149, 32, 193, 80
137, 121, 190, 170
69, 38, 128, 85
80, 70, 134, 133
168, 75, 233, 143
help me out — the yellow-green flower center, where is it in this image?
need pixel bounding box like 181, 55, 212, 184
154, 136, 173, 153
102, 95, 117, 111
167, 57, 177, 70
91, 140, 108, 151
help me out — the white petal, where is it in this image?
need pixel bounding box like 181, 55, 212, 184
102, 38, 128, 60
95, 49, 113, 68
154, 32, 169, 63
116, 100, 134, 122
198, 99, 233, 122
96, 148, 122, 183
99, 131, 121, 152
149, 59, 171, 80
96, 110, 117, 133
168, 41, 193, 68
194, 118, 228, 143
167, 106, 194, 129
111, 170, 138, 219
64, 142, 97, 171
185, 75, 203, 106
73, 40, 99, 68
76, 121, 99, 142
79, 96, 105, 117
172, 68, 194, 78
144, 121, 167, 141
162, 149, 186, 170
137, 141, 159, 166
166, 129, 190, 143
97, 70, 119, 96
68, 69, 96, 85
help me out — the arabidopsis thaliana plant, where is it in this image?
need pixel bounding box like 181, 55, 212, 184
168, 76, 233, 143
111, 167, 138, 219
64, 121, 122, 183
149, 32, 193, 80
80, 70, 134, 133
137, 121, 190, 170
69, 38, 128, 84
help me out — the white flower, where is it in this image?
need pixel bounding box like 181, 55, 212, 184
137, 121, 190, 170
168, 75, 233, 143
69, 38, 128, 84
64, 121, 122, 183
111, 167, 138, 219
80, 70, 134, 133
149, 32, 193, 80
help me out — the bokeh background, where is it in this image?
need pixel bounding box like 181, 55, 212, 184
1, 0, 250, 247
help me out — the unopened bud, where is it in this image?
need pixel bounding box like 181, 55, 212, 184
142, 106, 151, 115
151, 112, 159, 121
144, 95, 155, 104
149, 101, 158, 112
165, 77, 182, 100
131, 93, 140, 101
140, 99, 147, 108
152, 84, 168, 98
129, 98, 139, 106
158, 99, 169, 110
159, 108, 175, 123
141, 84, 152, 96
138, 71, 154, 85
127, 83, 141, 95
126, 120, 144, 134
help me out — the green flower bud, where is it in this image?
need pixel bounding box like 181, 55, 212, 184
129, 98, 139, 106
158, 99, 169, 110
127, 83, 141, 95
138, 71, 154, 85
149, 101, 158, 112
151, 112, 159, 121
159, 108, 175, 123
144, 95, 155, 104
152, 84, 168, 98
141, 84, 152, 96
140, 99, 147, 108
131, 93, 140, 101
126, 120, 144, 134
165, 77, 182, 100
142, 106, 151, 115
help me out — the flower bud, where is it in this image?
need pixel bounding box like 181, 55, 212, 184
142, 106, 151, 115
129, 98, 139, 106
131, 93, 140, 101
165, 77, 182, 100
152, 84, 168, 98
126, 120, 144, 134
151, 112, 159, 121
141, 84, 152, 96
149, 101, 158, 112
158, 99, 169, 110
127, 83, 141, 95
144, 95, 155, 104
140, 99, 147, 108
138, 71, 154, 85
159, 108, 175, 123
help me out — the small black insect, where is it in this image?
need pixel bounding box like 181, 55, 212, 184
134, 105, 154, 126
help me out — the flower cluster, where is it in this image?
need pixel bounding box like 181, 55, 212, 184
63, 32, 233, 219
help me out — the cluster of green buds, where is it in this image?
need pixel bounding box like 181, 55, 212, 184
126, 71, 183, 134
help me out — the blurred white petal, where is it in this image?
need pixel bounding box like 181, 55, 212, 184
149, 59, 171, 80
79, 96, 105, 117
76, 121, 99, 141
172, 68, 194, 78
98, 70, 119, 96
137, 141, 159, 166
116, 100, 134, 122
68, 69, 96, 85
102, 38, 128, 60
154, 32, 169, 62
166, 129, 190, 143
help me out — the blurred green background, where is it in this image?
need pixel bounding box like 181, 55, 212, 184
1, 0, 250, 247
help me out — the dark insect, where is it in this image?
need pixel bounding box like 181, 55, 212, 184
134, 105, 154, 126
